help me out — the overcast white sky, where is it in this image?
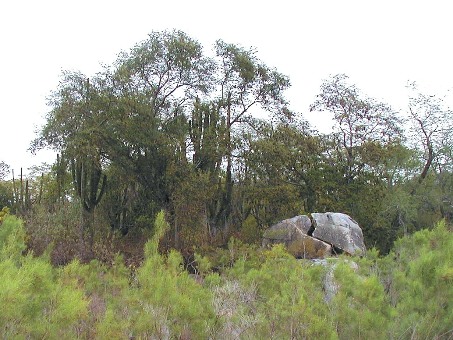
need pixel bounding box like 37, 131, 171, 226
1, 0, 452, 175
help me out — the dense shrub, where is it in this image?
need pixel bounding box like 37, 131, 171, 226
0, 216, 89, 338
2, 214, 453, 338
387, 220, 453, 338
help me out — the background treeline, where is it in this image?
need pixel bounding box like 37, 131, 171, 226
1, 214, 453, 338
0, 30, 452, 264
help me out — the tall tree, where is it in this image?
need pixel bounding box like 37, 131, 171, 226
32, 73, 109, 260
0, 162, 9, 180
213, 40, 291, 228
0, 161, 13, 209
310, 74, 402, 183
103, 30, 215, 223
33, 31, 294, 250
406, 83, 453, 222
245, 121, 323, 222
406, 82, 453, 182
310, 75, 407, 249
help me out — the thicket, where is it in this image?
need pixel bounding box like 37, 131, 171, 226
1, 213, 452, 339
0, 30, 445, 264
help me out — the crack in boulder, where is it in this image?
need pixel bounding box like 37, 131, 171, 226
262, 212, 366, 258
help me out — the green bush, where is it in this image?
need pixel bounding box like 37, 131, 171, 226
2, 213, 453, 338
331, 260, 393, 339
0, 206, 9, 223
0, 216, 89, 338
387, 220, 453, 338
96, 210, 216, 339
129, 212, 216, 338
0, 215, 26, 263
218, 244, 336, 339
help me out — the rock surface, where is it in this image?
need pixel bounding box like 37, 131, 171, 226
311, 258, 359, 302
262, 215, 331, 259
262, 212, 366, 258
312, 212, 366, 255
262, 215, 311, 244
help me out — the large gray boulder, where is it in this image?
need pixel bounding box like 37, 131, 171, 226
311, 212, 365, 255
262, 215, 312, 245
262, 215, 332, 258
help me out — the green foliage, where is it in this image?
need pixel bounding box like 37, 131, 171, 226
194, 252, 213, 275
218, 244, 336, 339
0, 184, 13, 211
122, 212, 215, 338
332, 261, 393, 339
144, 210, 169, 258
0, 206, 10, 223
0, 217, 89, 338
2, 213, 453, 338
0, 163, 13, 210
132, 250, 215, 338
244, 122, 320, 223
387, 220, 453, 338
236, 215, 261, 250
0, 215, 26, 263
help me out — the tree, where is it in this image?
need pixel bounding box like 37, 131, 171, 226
32, 31, 293, 252
407, 82, 453, 182
32, 73, 109, 260
114, 30, 214, 121
310, 75, 407, 250
244, 120, 324, 225
310, 74, 402, 182
0, 161, 9, 180
103, 30, 215, 229
405, 83, 453, 223
212, 40, 291, 228
0, 162, 13, 209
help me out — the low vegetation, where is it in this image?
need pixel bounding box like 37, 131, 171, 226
1, 213, 452, 339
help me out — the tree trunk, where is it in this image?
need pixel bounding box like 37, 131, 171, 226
224, 93, 233, 230
419, 143, 434, 183
80, 208, 95, 262
174, 214, 179, 249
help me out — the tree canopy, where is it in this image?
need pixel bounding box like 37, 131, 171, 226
1, 30, 447, 258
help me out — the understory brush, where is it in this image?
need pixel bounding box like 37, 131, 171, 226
1, 214, 453, 339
